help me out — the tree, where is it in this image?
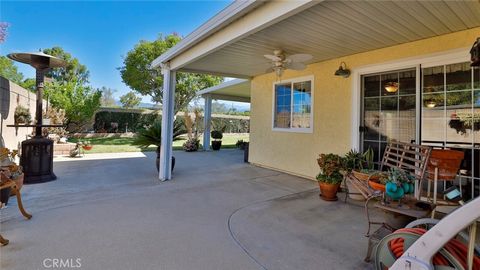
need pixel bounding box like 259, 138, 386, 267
99, 86, 117, 107
43, 47, 89, 84
120, 33, 223, 113
0, 56, 23, 84
19, 78, 36, 92
44, 81, 101, 132
120, 91, 141, 108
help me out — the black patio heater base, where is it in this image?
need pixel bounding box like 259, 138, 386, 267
7, 51, 66, 185
20, 137, 57, 184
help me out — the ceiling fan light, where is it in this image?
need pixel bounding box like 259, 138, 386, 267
334, 62, 350, 78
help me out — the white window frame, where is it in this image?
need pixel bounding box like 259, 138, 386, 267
272, 75, 314, 133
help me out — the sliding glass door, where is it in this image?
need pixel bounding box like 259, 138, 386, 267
422, 62, 479, 199
360, 62, 479, 198
361, 69, 417, 164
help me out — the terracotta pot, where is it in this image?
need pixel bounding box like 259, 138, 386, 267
427, 149, 464, 181
9, 173, 24, 196
318, 182, 341, 201
368, 180, 386, 192
82, 145, 93, 151
352, 170, 381, 181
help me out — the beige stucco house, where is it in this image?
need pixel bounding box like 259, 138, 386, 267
152, 0, 480, 198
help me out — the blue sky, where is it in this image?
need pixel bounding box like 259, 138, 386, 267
1, 0, 234, 104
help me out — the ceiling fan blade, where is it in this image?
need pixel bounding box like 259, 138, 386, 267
264, 54, 282, 61
288, 62, 306, 70
287, 53, 312, 63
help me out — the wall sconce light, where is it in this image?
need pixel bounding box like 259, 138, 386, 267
384, 82, 399, 93
334, 62, 350, 78
425, 100, 436, 108
470, 37, 480, 67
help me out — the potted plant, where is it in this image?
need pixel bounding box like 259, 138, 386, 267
350, 147, 382, 181
14, 105, 32, 125
211, 130, 223, 151
316, 153, 344, 201
132, 119, 186, 171
82, 141, 93, 151
235, 139, 248, 150
384, 168, 415, 200
183, 138, 200, 152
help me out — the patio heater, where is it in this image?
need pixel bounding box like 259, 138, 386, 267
7, 51, 66, 184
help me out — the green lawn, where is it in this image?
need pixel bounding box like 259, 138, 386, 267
68, 134, 249, 154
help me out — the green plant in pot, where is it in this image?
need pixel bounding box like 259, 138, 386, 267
14, 105, 32, 125
384, 168, 415, 201
132, 119, 186, 171
348, 147, 381, 181
316, 153, 344, 201
211, 130, 223, 151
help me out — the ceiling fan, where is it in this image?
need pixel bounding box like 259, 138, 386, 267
264, 49, 312, 78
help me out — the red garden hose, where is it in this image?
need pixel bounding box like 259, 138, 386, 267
387, 228, 480, 269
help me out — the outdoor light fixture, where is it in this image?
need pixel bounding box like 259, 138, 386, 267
470, 37, 480, 67
426, 100, 436, 108
334, 62, 350, 78
7, 51, 66, 184
384, 82, 399, 93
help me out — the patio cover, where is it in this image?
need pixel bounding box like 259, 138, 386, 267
152, 0, 480, 180
197, 78, 250, 151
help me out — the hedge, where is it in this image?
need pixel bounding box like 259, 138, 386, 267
93, 111, 250, 133
94, 111, 159, 133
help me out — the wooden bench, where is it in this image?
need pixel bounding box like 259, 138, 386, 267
344, 141, 432, 262
345, 141, 432, 202
0, 172, 32, 246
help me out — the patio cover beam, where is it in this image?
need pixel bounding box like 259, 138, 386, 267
159, 63, 176, 181
203, 94, 212, 151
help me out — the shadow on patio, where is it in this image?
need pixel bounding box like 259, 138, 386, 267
1, 150, 375, 270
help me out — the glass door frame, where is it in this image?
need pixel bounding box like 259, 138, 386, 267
359, 67, 421, 161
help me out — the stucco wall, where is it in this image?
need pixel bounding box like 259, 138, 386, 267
249, 27, 480, 180
0, 77, 38, 150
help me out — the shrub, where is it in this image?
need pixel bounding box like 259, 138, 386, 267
211, 130, 223, 140
183, 138, 200, 152
94, 110, 159, 133
316, 153, 344, 184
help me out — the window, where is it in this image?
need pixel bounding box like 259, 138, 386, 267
273, 77, 313, 131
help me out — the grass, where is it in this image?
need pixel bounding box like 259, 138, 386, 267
68, 134, 249, 154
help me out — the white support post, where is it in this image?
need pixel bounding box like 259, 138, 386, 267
159, 63, 176, 181
203, 94, 212, 151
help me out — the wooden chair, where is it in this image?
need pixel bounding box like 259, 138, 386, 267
0, 172, 32, 246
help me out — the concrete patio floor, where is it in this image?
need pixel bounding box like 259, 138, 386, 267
1, 150, 375, 270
